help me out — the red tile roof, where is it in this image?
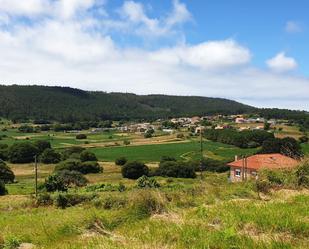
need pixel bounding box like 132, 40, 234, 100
227, 153, 299, 170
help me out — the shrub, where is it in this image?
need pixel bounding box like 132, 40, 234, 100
54, 159, 102, 174
80, 161, 103, 174
0, 144, 8, 161
2, 236, 21, 249
199, 158, 229, 173
122, 161, 149, 179
76, 134, 87, 139
44, 170, 88, 192
115, 156, 127, 166
94, 195, 128, 209
157, 161, 196, 178
8, 142, 39, 163
40, 148, 61, 164
136, 175, 160, 188
18, 125, 34, 133
123, 140, 130, 146
176, 133, 185, 139
34, 140, 51, 154
61, 146, 85, 160
44, 174, 68, 192
299, 136, 308, 144
36, 193, 53, 206
80, 150, 97, 162
256, 179, 272, 194
0, 160, 15, 183
131, 190, 166, 217
0, 181, 7, 196
296, 159, 309, 187
54, 193, 96, 209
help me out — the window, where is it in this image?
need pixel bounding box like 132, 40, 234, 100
235, 169, 241, 177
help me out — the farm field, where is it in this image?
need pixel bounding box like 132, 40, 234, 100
90, 140, 258, 162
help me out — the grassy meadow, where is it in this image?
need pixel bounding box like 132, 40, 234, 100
1, 123, 309, 248
1, 166, 309, 249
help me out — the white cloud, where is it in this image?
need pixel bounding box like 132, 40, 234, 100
266, 52, 298, 73
118, 0, 192, 37
285, 21, 302, 33
0, 0, 51, 16
150, 40, 251, 70
165, 0, 192, 27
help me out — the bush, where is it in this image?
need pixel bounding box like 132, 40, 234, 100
199, 158, 229, 173
8, 142, 39, 163
40, 148, 61, 164
0, 160, 15, 183
0, 181, 7, 196
131, 190, 166, 217
123, 140, 130, 146
34, 140, 51, 154
36, 193, 53, 206
61, 146, 85, 160
299, 136, 308, 144
54, 159, 102, 174
136, 175, 160, 188
18, 125, 34, 133
44, 170, 88, 192
80, 161, 103, 174
296, 159, 309, 187
256, 179, 272, 194
122, 161, 149, 179
80, 150, 97, 162
94, 195, 128, 210
54, 193, 96, 209
115, 156, 127, 166
157, 161, 196, 178
0, 144, 8, 161
76, 134, 87, 139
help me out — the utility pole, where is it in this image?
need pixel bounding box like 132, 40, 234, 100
34, 155, 38, 197
200, 127, 204, 178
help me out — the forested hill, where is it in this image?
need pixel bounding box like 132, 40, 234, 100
0, 85, 307, 123
0, 85, 254, 121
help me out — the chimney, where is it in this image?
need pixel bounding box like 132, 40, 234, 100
235, 155, 238, 161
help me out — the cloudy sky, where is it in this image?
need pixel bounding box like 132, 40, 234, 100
0, 0, 308, 110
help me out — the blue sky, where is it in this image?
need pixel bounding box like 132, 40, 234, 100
0, 0, 308, 110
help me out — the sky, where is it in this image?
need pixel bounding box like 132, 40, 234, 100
0, 0, 308, 111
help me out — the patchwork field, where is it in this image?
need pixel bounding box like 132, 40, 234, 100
90, 140, 258, 162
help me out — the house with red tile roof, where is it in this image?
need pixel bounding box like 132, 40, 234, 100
228, 153, 299, 182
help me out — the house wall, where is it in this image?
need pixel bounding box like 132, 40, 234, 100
230, 167, 258, 182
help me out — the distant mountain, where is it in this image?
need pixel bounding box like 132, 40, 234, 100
0, 85, 307, 123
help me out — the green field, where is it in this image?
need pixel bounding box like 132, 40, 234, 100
90, 140, 258, 162
0, 129, 128, 147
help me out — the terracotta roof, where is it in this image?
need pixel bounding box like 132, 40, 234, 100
227, 153, 299, 170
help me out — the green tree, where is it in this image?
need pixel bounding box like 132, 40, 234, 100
0, 160, 15, 183
40, 148, 61, 164
34, 140, 51, 154
122, 161, 149, 179
80, 150, 98, 162
8, 142, 39, 163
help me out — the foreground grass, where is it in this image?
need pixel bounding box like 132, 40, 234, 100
1, 171, 309, 249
